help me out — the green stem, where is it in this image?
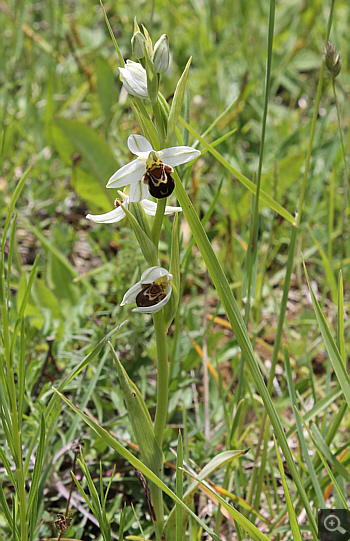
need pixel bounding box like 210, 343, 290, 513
153, 310, 169, 448
152, 98, 166, 149
239, 0, 275, 473
151, 198, 167, 248
297, 0, 335, 226
151, 309, 168, 537
332, 80, 350, 194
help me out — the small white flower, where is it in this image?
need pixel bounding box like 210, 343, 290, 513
106, 134, 200, 202
119, 60, 148, 99
121, 266, 173, 313
86, 191, 182, 224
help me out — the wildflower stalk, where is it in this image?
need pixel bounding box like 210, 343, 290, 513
152, 99, 166, 149
153, 309, 168, 447
151, 198, 167, 247
150, 307, 169, 536
237, 0, 275, 405
332, 80, 349, 194
243, 0, 276, 506
296, 0, 335, 226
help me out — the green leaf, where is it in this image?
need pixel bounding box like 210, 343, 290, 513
65, 348, 110, 444
173, 172, 317, 539
179, 117, 296, 225
303, 260, 350, 409
337, 271, 345, 363
274, 436, 303, 541
309, 423, 350, 483
95, 55, 117, 119
52, 117, 117, 205
307, 225, 337, 305
17, 213, 94, 292
242, 196, 258, 302
284, 347, 325, 506
180, 466, 271, 541
1, 165, 32, 256
166, 57, 192, 145
129, 97, 160, 149
0, 481, 15, 534
285, 386, 342, 439
99, 0, 125, 67
144, 43, 158, 104
164, 213, 180, 329
123, 203, 158, 266
53, 389, 222, 541
47, 252, 80, 314
44, 322, 128, 422
164, 450, 246, 541
10, 256, 39, 361
295, 410, 349, 509
17, 276, 64, 337
27, 415, 45, 538
110, 344, 163, 475
176, 431, 183, 541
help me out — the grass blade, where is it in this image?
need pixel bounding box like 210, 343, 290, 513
303, 259, 350, 408
179, 117, 296, 225
53, 388, 228, 541
284, 347, 325, 506
273, 436, 303, 541
176, 431, 183, 541
173, 172, 318, 538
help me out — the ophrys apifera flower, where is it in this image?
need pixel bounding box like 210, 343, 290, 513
106, 134, 200, 202
121, 266, 173, 313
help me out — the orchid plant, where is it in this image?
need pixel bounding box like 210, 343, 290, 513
52, 9, 336, 541
84, 20, 200, 540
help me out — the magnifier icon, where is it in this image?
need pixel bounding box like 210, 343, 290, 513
324, 514, 346, 534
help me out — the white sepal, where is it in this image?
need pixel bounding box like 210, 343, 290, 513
119, 60, 148, 99
86, 206, 126, 224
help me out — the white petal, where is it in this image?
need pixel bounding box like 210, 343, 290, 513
86, 206, 126, 224
129, 181, 150, 203
128, 134, 153, 156
164, 203, 182, 214
119, 75, 148, 99
140, 200, 158, 216
160, 146, 201, 167
140, 200, 182, 215
119, 62, 148, 99
120, 281, 143, 306
132, 287, 172, 313
140, 266, 172, 283
106, 159, 145, 188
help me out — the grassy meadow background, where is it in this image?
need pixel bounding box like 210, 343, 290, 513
1, 0, 349, 539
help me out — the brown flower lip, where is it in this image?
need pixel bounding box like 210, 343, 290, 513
136, 282, 167, 307
142, 163, 175, 199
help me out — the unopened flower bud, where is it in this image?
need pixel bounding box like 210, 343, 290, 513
152, 34, 169, 73
324, 41, 342, 79
141, 24, 153, 57
132, 31, 146, 59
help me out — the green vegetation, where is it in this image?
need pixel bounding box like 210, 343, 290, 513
0, 0, 349, 540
